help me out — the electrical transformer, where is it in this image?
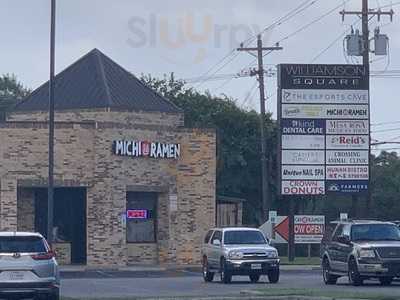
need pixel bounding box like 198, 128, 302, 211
346, 29, 363, 56
374, 28, 389, 56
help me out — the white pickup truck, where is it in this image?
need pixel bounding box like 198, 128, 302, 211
201, 227, 280, 284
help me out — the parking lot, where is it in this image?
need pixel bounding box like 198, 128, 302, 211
60, 269, 400, 299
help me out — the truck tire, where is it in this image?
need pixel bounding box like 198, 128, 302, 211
220, 259, 232, 284
322, 258, 338, 285
202, 257, 214, 282
379, 277, 393, 286
348, 258, 363, 286
268, 268, 280, 283
249, 274, 260, 283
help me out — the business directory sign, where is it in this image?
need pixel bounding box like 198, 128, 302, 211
278, 64, 369, 196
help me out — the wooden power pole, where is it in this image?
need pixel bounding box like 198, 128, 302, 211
237, 35, 282, 222
340, 1, 394, 218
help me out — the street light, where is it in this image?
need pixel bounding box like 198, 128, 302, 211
47, 0, 56, 247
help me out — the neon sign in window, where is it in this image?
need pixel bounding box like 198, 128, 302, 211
127, 209, 148, 219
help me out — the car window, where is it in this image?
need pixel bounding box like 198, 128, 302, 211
332, 224, 344, 242
204, 230, 214, 244
343, 225, 351, 237
223, 230, 267, 245
351, 224, 400, 241
0, 236, 47, 253
322, 224, 335, 242
211, 231, 222, 244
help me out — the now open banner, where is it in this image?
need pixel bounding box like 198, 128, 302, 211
294, 215, 325, 244
260, 214, 325, 244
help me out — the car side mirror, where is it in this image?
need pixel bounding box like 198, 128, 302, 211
212, 239, 221, 246
338, 235, 351, 244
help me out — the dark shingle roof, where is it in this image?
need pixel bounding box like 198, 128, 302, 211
15, 49, 181, 113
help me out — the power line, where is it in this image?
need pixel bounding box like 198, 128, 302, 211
239, 81, 259, 108
194, 0, 318, 89
184, 68, 400, 83
372, 1, 400, 9
311, 18, 361, 62
277, 0, 352, 45
372, 127, 400, 133
372, 120, 400, 127
372, 147, 400, 151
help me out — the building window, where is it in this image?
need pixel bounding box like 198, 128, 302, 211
126, 192, 157, 243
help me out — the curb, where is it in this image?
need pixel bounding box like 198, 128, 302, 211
240, 291, 371, 300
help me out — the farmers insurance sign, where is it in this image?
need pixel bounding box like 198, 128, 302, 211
278, 64, 369, 196
113, 140, 180, 159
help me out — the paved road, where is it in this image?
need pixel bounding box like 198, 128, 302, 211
61, 270, 400, 299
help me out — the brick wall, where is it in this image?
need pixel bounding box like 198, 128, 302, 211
0, 113, 215, 266
127, 244, 158, 264
7, 109, 184, 128
17, 188, 35, 232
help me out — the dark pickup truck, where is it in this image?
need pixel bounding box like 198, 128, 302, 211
320, 220, 400, 286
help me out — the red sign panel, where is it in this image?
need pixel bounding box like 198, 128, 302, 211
127, 209, 148, 219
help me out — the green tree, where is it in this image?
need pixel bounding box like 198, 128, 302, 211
370, 151, 400, 220
0, 74, 30, 115
141, 74, 278, 225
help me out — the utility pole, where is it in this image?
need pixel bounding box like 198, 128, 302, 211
237, 35, 283, 222
48, 0, 56, 247
340, 1, 394, 218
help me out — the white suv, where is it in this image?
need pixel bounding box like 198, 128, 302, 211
201, 227, 280, 284
0, 232, 60, 299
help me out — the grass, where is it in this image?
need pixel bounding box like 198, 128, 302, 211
279, 256, 321, 265
254, 288, 400, 300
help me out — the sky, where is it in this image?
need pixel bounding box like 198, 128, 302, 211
1, 0, 400, 152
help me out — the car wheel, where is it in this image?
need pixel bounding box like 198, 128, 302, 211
249, 274, 260, 283
268, 268, 280, 283
379, 276, 393, 286
220, 259, 232, 284
46, 289, 60, 300
202, 257, 214, 282
348, 258, 363, 286
322, 258, 338, 285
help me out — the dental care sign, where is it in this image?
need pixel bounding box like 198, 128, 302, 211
113, 140, 181, 159
278, 64, 369, 195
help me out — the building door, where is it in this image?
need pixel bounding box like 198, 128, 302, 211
34, 187, 87, 264
126, 192, 157, 243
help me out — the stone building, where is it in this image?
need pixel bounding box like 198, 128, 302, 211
0, 49, 216, 266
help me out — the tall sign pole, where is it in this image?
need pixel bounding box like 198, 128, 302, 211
238, 35, 283, 222
278, 64, 370, 262
48, 0, 56, 247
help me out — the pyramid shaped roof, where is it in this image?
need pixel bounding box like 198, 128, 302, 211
15, 49, 181, 113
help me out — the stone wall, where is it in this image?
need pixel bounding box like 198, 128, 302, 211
17, 188, 35, 232
0, 115, 215, 266
175, 130, 216, 264
53, 243, 72, 265
127, 244, 158, 265
0, 179, 18, 231
7, 109, 184, 128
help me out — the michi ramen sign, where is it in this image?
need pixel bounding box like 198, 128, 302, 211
113, 140, 181, 159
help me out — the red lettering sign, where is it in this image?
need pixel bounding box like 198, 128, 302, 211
127, 210, 148, 219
